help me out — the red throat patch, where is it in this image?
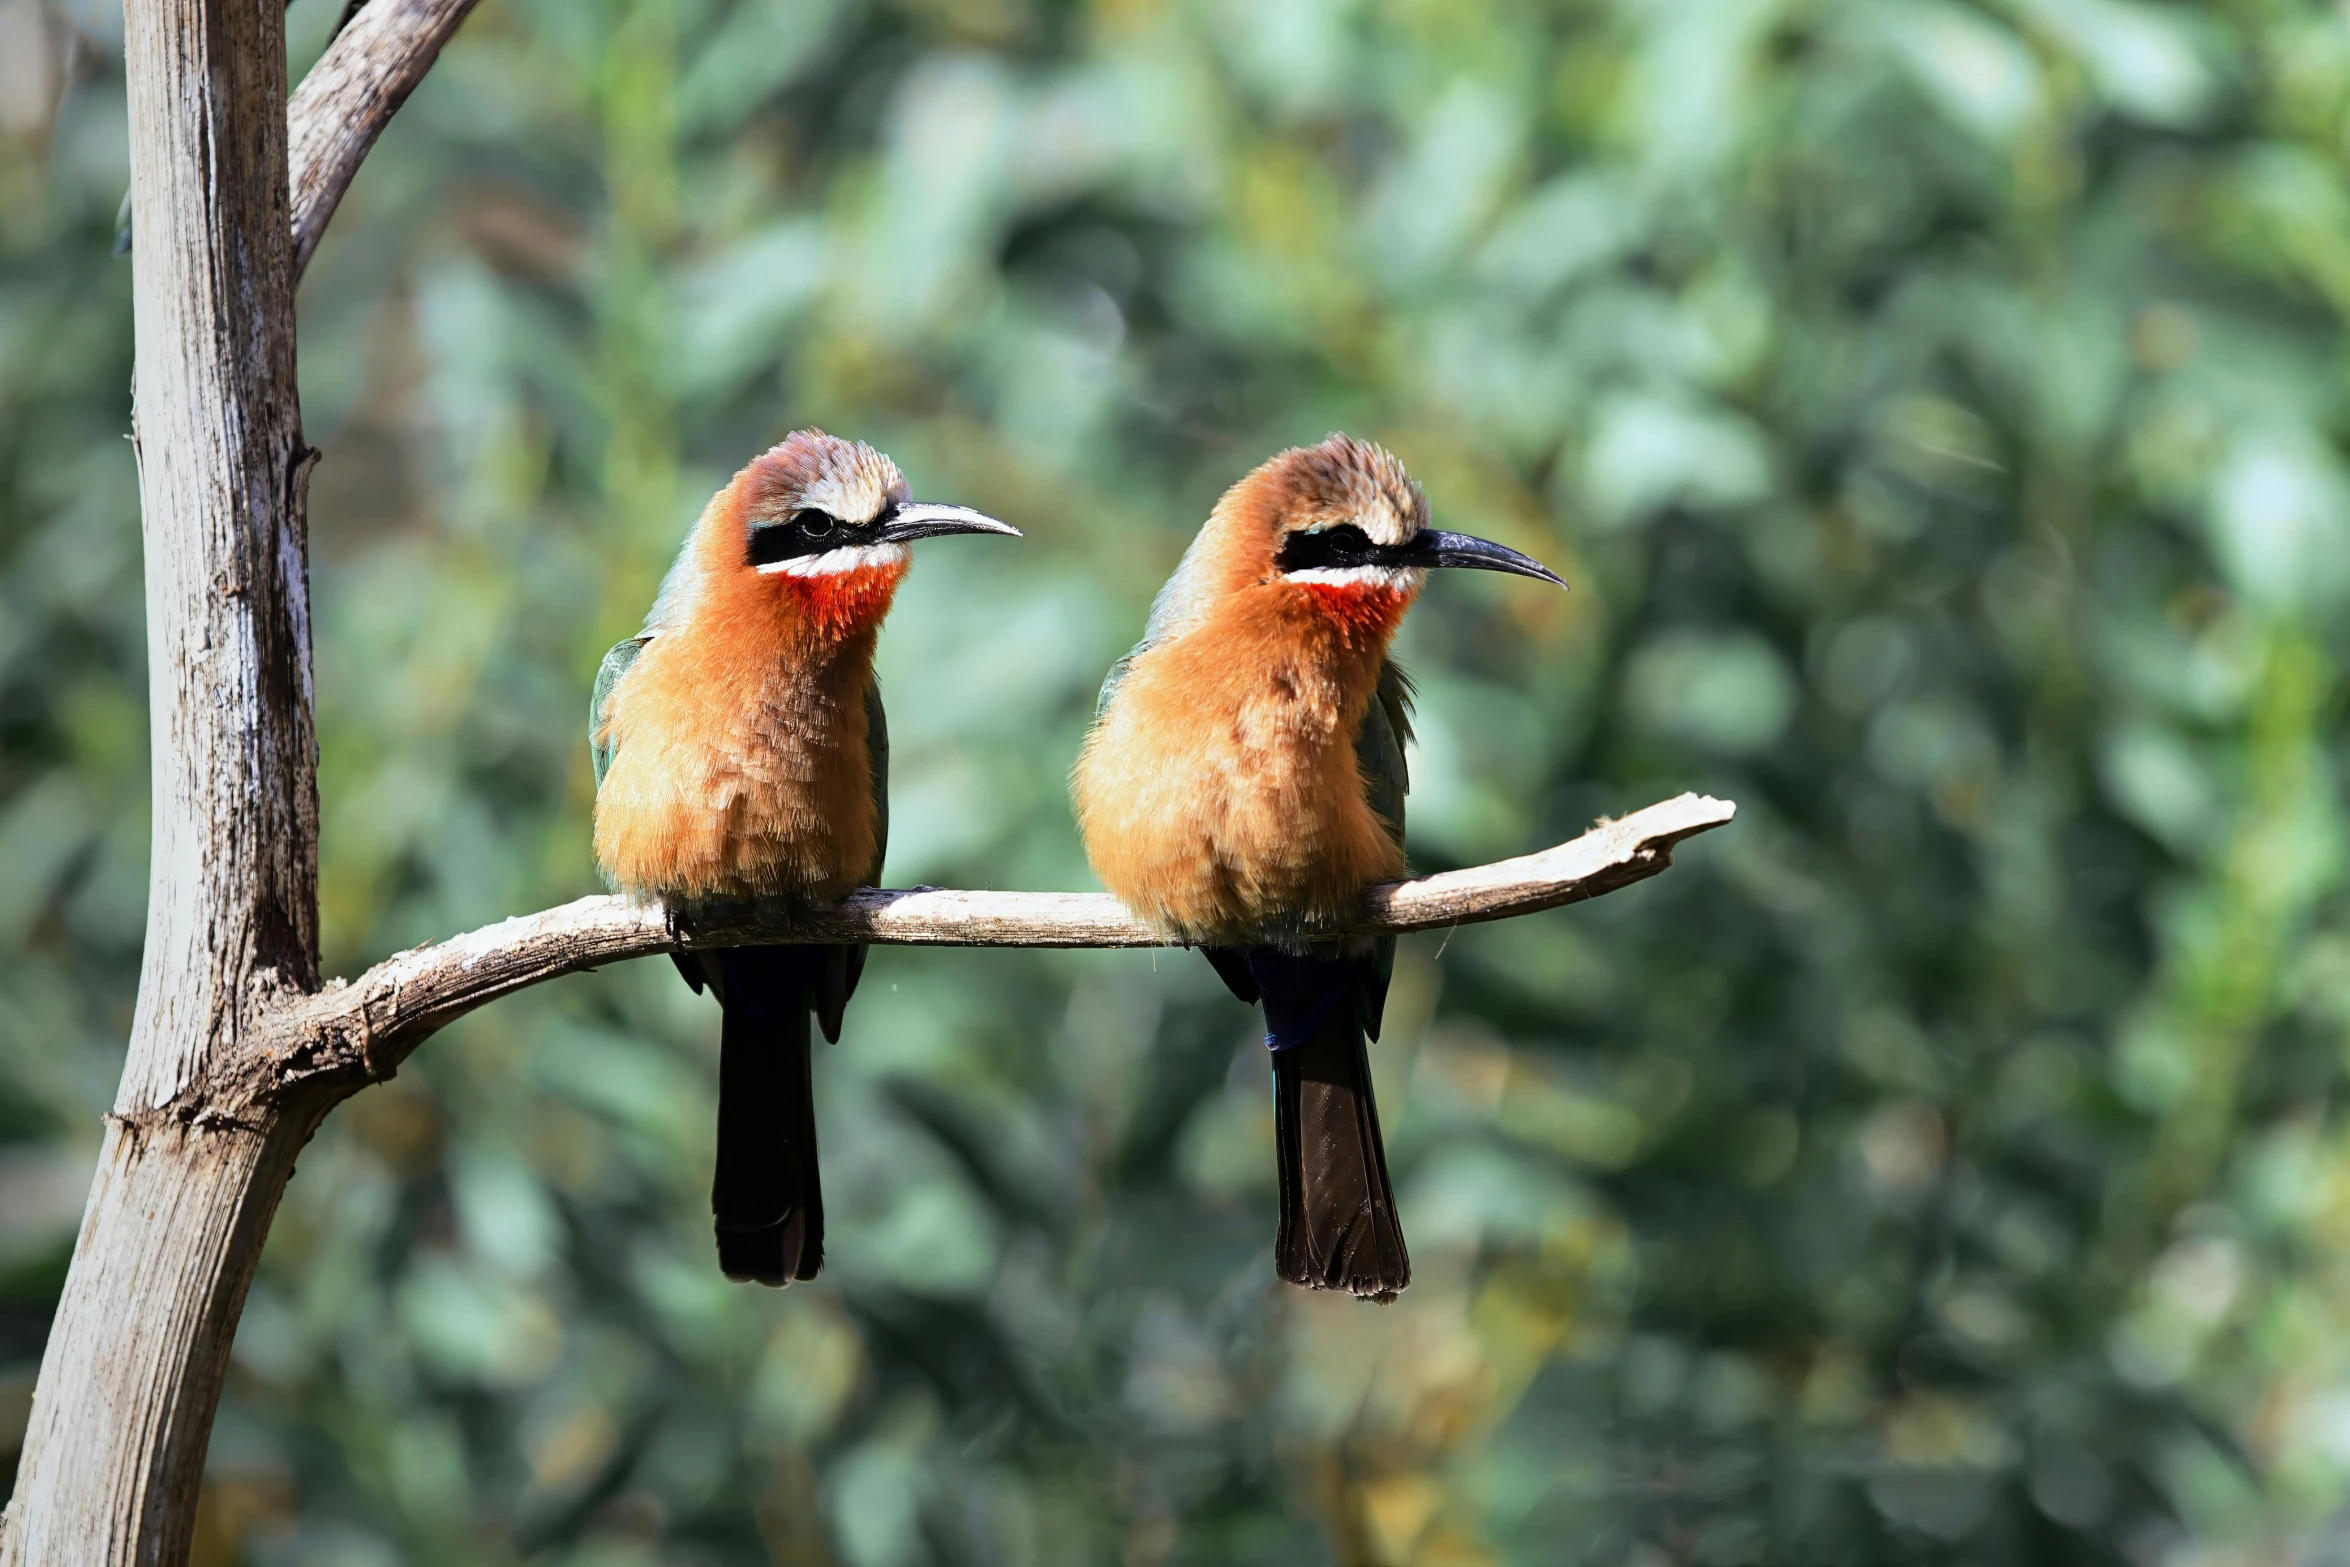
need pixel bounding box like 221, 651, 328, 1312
775, 559, 910, 639
1294, 578, 1415, 641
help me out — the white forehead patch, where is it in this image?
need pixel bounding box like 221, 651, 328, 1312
1289, 486, 1418, 548
1304, 441, 1424, 546
1354, 508, 1417, 548
793, 471, 887, 524
757, 542, 911, 578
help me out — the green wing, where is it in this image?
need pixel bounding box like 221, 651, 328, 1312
590, 635, 652, 790
1358, 658, 1414, 852
1355, 658, 1415, 1039
864, 676, 890, 886
825, 676, 890, 1032
1094, 639, 1148, 723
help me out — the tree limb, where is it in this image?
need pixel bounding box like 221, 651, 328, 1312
287, 0, 483, 279
269, 793, 1735, 1094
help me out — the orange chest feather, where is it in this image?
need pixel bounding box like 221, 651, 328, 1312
1073, 584, 1409, 938
591, 564, 900, 901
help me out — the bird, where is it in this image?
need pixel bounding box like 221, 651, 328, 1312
1072, 434, 1567, 1300
590, 430, 1019, 1286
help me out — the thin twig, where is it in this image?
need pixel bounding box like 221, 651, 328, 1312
287, 0, 483, 279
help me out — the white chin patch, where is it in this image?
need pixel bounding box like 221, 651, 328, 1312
1287, 565, 1422, 591
757, 542, 910, 578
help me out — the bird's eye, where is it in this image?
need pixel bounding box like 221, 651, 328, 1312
746, 507, 861, 567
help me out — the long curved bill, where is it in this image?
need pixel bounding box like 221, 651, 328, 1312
1391, 528, 1568, 588
879, 502, 1023, 544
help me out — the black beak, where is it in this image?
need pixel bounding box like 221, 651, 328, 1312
877, 502, 1023, 545
1389, 528, 1568, 588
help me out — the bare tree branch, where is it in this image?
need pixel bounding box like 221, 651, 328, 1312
268, 793, 1736, 1095
287, 0, 483, 279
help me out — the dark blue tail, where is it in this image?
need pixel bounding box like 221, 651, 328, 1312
1220, 948, 1411, 1300
710, 946, 827, 1285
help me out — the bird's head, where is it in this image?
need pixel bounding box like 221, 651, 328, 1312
1161, 435, 1564, 640
692, 429, 1020, 638
1262, 434, 1565, 590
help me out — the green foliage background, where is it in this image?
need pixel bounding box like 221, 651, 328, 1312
6, 0, 2350, 1560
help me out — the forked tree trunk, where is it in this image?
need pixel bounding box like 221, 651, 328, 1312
0, 0, 320, 1558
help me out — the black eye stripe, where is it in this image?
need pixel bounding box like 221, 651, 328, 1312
1275, 523, 1383, 574
746, 507, 873, 566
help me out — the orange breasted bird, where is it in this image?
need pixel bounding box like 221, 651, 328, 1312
591, 430, 1019, 1286
1073, 435, 1566, 1300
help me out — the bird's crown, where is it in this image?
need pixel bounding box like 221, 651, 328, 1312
738, 429, 910, 529
1260, 434, 1428, 547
